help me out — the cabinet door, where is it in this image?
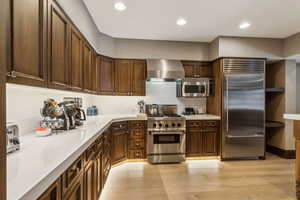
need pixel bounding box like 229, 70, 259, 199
95, 152, 103, 198
69, 26, 83, 92
186, 129, 202, 157
84, 161, 96, 200
202, 131, 218, 156
194, 62, 212, 77
182, 64, 195, 78
65, 174, 84, 200
115, 60, 132, 96
38, 179, 61, 200
82, 43, 92, 92
132, 60, 146, 96
112, 130, 128, 164
90, 51, 98, 94
98, 56, 115, 95
48, 0, 69, 90
10, 0, 47, 87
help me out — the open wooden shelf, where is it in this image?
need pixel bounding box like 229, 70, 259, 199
265, 120, 285, 128
266, 88, 285, 93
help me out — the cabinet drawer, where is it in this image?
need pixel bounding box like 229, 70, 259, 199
128, 149, 144, 159
128, 121, 145, 129
128, 139, 145, 149
111, 121, 128, 131
62, 155, 84, 196
203, 121, 218, 131
129, 129, 145, 139
188, 121, 202, 128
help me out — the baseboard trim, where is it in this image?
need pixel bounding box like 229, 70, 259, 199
266, 144, 295, 159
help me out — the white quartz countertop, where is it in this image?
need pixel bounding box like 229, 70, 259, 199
183, 114, 221, 120
283, 114, 300, 120
7, 114, 144, 200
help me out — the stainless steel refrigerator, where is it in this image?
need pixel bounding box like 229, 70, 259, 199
222, 59, 265, 159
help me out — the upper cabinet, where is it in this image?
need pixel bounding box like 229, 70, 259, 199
8, 0, 48, 87
115, 59, 132, 96
82, 42, 93, 93
132, 60, 146, 96
182, 61, 212, 78
114, 59, 146, 96
69, 26, 83, 92
98, 56, 115, 95
91, 51, 98, 94
48, 0, 69, 90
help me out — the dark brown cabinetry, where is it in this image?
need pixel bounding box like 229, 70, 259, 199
132, 60, 147, 96
114, 60, 132, 96
38, 179, 62, 200
48, 0, 69, 90
114, 59, 147, 96
111, 122, 128, 164
64, 174, 84, 200
182, 61, 212, 78
98, 56, 115, 95
84, 159, 96, 200
91, 52, 98, 94
128, 121, 146, 159
69, 27, 83, 91
186, 120, 220, 157
9, 0, 48, 87
82, 42, 93, 93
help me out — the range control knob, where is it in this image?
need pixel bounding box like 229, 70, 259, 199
159, 123, 163, 127
177, 123, 181, 127
165, 124, 169, 128
172, 123, 176, 127
153, 123, 157, 128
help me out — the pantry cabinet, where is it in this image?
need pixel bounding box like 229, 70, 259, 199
182, 61, 212, 78
98, 56, 115, 95
9, 0, 48, 87
69, 26, 83, 92
47, 0, 69, 90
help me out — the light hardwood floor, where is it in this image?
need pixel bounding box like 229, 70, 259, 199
100, 153, 296, 200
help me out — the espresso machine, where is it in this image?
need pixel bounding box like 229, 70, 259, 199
40, 99, 74, 131
64, 97, 86, 126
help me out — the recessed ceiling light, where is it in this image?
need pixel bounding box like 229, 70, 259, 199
239, 22, 251, 29
114, 2, 126, 11
177, 18, 187, 26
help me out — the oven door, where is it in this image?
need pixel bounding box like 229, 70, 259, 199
147, 131, 186, 154
182, 81, 206, 97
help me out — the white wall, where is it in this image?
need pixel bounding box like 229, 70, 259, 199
208, 38, 220, 61
56, 0, 115, 57
218, 37, 284, 59
297, 63, 300, 113
114, 39, 209, 60
284, 33, 300, 57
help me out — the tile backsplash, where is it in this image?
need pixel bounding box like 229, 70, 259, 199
7, 82, 206, 135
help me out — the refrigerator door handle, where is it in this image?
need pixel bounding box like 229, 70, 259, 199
226, 77, 229, 133
226, 134, 265, 139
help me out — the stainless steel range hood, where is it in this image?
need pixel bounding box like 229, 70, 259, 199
146, 59, 185, 81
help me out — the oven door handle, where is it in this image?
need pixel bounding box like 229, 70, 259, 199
150, 131, 186, 135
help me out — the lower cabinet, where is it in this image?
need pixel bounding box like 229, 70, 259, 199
64, 174, 84, 200
38, 178, 62, 200
128, 121, 146, 159
84, 160, 96, 200
111, 122, 128, 164
186, 120, 220, 157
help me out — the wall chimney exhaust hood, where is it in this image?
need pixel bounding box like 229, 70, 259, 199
146, 59, 185, 81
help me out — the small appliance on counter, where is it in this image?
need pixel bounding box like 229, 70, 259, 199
40, 98, 75, 132
64, 97, 86, 126
6, 122, 20, 154
183, 107, 195, 115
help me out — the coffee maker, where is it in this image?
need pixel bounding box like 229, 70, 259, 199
63, 97, 86, 126
58, 101, 77, 130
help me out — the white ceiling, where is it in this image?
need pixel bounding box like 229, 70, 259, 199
83, 0, 300, 42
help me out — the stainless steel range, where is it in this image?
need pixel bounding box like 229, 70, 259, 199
146, 105, 186, 164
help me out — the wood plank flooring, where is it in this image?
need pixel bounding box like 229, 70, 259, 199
100, 153, 296, 200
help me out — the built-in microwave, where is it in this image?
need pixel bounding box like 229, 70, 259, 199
176, 78, 214, 97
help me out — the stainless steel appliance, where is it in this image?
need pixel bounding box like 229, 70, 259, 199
146, 105, 186, 164
176, 78, 214, 97
64, 97, 86, 126
6, 122, 20, 154
146, 59, 185, 81
222, 59, 265, 160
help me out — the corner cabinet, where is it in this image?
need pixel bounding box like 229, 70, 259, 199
47, 0, 70, 90
98, 56, 115, 95
8, 0, 48, 87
